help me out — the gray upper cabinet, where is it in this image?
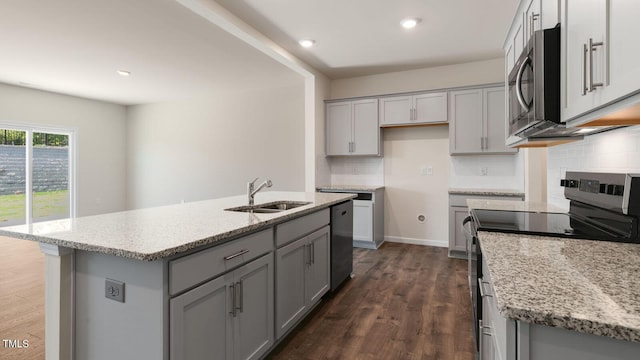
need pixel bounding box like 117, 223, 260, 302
326, 99, 381, 156
275, 225, 330, 339
379, 92, 448, 126
449, 86, 516, 155
170, 252, 274, 360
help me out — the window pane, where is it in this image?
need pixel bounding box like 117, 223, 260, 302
0, 129, 27, 225
32, 132, 69, 221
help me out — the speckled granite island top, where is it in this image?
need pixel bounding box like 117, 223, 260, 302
316, 185, 384, 192
0, 191, 355, 261
479, 231, 640, 342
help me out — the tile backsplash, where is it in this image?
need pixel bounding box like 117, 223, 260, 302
449, 153, 525, 190
328, 157, 384, 186
547, 126, 640, 209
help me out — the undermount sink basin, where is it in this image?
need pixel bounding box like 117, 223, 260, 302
225, 201, 311, 214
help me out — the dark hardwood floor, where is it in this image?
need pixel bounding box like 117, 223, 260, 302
0, 237, 473, 360
269, 242, 474, 360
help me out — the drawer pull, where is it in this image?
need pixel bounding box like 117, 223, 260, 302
224, 249, 250, 261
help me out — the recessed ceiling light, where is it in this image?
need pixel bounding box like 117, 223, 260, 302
401, 18, 421, 29
298, 39, 315, 48
117, 70, 131, 77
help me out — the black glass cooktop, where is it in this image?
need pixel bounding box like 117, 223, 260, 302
472, 209, 629, 242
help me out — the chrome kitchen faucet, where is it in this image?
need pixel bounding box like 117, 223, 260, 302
247, 177, 272, 206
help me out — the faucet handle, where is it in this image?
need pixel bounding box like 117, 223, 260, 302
248, 177, 259, 186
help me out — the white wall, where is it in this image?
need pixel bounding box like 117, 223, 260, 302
0, 83, 127, 216
383, 126, 450, 246
314, 73, 332, 188
329, 58, 514, 245
547, 126, 640, 209
450, 153, 525, 190
330, 58, 505, 99
329, 157, 384, 186
126, 83, 305, 209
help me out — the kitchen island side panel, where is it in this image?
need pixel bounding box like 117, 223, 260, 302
74, 250, 167, 360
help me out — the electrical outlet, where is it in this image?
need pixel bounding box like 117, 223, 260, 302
105, 279, 125, 303
481, 167, 488, 176
420, 165, 433, 176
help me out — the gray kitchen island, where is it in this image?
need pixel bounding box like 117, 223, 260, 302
0, 191, 355, 360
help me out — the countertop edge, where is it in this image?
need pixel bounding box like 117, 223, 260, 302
0, 194, 356, 261
480, 230, 640, 343
448, 188, 525, 197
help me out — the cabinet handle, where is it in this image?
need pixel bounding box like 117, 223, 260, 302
237, 280, 244, 313
481, 321, 493, 336
530, 13, 539, 37
229, 284, 236, 317
588, 38, 604, 92
479, 320, 484, 358
311, 242, 315, 264
478, 278, 493, 298
582, 43, 588, 96
306, 244, 311, 266
224, 249, 249, 261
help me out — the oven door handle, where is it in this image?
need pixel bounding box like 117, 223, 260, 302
515, 56, 532, 111
462, 215, 473, 240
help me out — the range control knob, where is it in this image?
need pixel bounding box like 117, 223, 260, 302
560, 179, 578, 188
613, 185, 624, 196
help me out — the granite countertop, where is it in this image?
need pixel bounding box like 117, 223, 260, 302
448, 188, 525, 197
0, 191, 355, 261
468, 199, 566, 213
316, 185, 384, 192
479, 231, 640, 342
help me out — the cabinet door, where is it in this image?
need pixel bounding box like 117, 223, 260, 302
602, 1, 640, 106
353, 200, 374, 242
562, 0, 607, 121
170, 273, 233, 360
275, 238, 307, 339
326, 102, 352, 156
524, 0, 541, 41
379, 95, 412, 126
484, 87, 516, 154
352, 99, 380, 155
306, 226, 330, 305
234, 254, 274, 360
449, 89, 483, 154
414, 92, 448, 124
449, 207, 469, 253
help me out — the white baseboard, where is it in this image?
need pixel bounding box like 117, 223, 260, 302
384, 236, 448, 248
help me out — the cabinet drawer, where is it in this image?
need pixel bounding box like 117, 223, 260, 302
169, 228, 273, 295
276, 209, 329, 248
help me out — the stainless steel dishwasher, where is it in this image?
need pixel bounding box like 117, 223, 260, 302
330, 200, 353, 291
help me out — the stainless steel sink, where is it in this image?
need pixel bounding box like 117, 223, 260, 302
225, 201, 311, 213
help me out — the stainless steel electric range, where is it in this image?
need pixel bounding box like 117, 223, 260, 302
464, 171, 640, 354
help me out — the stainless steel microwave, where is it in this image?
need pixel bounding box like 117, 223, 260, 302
508, 26, 561, 138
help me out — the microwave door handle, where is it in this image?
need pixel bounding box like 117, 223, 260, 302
515, 56, 531, 111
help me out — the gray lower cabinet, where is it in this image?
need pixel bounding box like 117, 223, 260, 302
275, 225, 330, 339
448, 194, 524, 258
170, 253, 274, 360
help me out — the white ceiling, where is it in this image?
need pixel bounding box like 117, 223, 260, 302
0, 0, 302, 105
0, 0, 518, 105
215, 0, 520, 79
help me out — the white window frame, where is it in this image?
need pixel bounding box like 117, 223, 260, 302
0, 122, 77, 225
